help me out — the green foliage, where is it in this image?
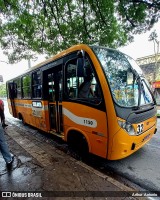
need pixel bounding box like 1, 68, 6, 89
0, 84, 7, 97
0, 0, 159, 63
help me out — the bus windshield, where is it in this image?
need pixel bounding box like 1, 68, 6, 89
91, 46, 154, 108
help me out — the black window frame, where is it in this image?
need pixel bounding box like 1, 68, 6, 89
13, 77, 21, 99
22, 73, 31, 99
64, 52, 103, 106
32, 69, 42, 99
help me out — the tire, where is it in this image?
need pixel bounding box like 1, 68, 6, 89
68, 132, 89, 158
19, 113, 26, 125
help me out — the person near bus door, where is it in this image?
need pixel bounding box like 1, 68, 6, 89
0, 99, 14, 166
0, 99, 8, 127
0, 125, 14, 165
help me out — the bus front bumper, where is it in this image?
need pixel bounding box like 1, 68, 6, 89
108, 124, 156, 160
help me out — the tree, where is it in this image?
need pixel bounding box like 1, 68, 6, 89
149, 30, 160, 81
0, 0, 159, 63
0, 84, 7, 97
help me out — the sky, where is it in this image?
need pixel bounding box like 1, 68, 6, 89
0, 21, 159, 83
119, 21, 160, 59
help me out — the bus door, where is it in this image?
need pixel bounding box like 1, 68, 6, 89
44, 67, 63, 134
7, 82, 17, 117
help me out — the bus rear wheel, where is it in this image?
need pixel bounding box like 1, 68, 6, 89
18, 113, 26, 125
68, 131, 89, 158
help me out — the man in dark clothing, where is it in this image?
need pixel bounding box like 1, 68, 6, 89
0, 125, 14, 165
0, 99, 8, 127
0, 99, 14, 165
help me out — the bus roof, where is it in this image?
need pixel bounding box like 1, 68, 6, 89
7, 44, 123, 82
7, 44, 91, 81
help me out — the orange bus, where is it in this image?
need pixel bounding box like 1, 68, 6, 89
6, 44, 157, 160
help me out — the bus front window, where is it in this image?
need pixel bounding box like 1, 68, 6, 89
91, 47, 154, 108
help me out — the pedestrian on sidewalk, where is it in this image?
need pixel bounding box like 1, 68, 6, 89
0, 125, 14, 165
0, 99, 8, 128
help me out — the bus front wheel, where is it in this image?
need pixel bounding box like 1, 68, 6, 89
67, 131, 89, 157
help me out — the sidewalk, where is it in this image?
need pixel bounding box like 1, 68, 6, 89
0, 122, 147, 200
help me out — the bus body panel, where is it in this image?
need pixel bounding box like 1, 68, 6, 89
62, 102, 108, 158
83, 45, 124, 159
7, 99, 15, 118
7, 99, 50, 132
108, 116, 156, 160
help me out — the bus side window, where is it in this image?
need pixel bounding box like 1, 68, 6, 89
65, 59, 78, 99
32, 70, 42, 98
48, 73, 55, 102
14, 78, 21, 99
65, 55, 102, 104
78, 57, 102, 104
22, 74, 31, 99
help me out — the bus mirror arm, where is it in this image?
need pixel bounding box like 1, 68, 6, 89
77, 50, 85, 58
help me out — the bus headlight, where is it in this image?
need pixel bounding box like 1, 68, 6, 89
118, 120, 136, 135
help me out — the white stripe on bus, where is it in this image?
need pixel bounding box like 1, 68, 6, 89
63, 107, 97, 128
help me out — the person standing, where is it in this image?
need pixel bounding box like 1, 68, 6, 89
0, 99, 8, 127
0, 125, 14, 165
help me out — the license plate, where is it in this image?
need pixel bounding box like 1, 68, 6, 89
142, 134, 150, 142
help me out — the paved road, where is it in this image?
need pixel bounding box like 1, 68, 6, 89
4, 99, 160, 192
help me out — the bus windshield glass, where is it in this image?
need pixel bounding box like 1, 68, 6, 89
91, 46, 154, 107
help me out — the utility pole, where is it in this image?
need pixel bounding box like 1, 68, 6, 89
0, 75, 3, 82
0, 60, 7, 83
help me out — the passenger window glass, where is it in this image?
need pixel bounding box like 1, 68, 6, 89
58, 71, 63, 101
48, 73, 55, 101
22, 74, 31, 98
32, 70, 42, 98
66, 59, 78, 98
14, 78, 21, 98
65, 56, 102, 104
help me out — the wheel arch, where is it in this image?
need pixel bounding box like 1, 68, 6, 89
66, 127, 91, 153
18, 112, 26, 124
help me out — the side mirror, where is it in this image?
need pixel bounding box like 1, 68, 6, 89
77, 50, 84, 58
77, 58, 84, 77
